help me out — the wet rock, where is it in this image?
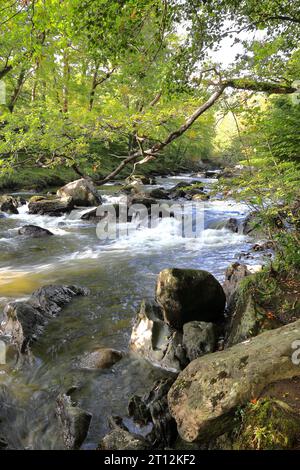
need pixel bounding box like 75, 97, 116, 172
156, 268, 226, 329
28, 195, 74, 216
56, 393, 92, 450
149, 187, 170, 200
251, 240, 275, 251
128, 194, 157, 211
98, 416, 151, 450
130, 300, 186, 372
57, 178, 102, 207
128, 378, 178, 448
76, 348, 123, 370
224, 218, 239, 233
182, 321, 217, 362
1, 285, 89, 353
168, 319, 300, 443
0, 212, 6, 218
0, 195, 19, 214
18, 224, 54, 238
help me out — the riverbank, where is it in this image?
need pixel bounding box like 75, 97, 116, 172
0, 170, 298, 450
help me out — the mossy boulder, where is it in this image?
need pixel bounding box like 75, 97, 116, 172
156, 268, 226, 329
168, 319, 300, 443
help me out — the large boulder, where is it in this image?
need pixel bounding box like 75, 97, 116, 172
130, 300, 186, 372
56, 393, 92, 450
57, 178, 102, 207
28, 195, 74, 216
182, 321, 217, 362
168, 319, 300, 443
0, 195, 19, 214
18, 224, 54, 238
0, 285, 89, 353
156, 268, 226, 329
76, 348, 123, 370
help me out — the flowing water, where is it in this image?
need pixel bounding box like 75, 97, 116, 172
0, 174, 260, 449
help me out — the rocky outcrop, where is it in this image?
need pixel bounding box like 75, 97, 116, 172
28, 196, 74, 216
182, 321, 217, 362
168, 319, 300, 443
0, 285, 89, 353
130, 300, 185, 372
156, 268, 226, 329
76, 348, 123, 370
0, 195, 19, 214
56, 393, 92, 450
57, 178, 102, 207
18, 225, 54, 238
128, 378, 178, 448
98, 417, 150, 450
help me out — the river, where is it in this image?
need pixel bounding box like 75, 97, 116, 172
0, 173, 259, 449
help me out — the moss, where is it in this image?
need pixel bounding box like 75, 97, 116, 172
233, 399, 300, 450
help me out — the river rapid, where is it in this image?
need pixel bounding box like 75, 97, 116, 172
0, 173, 260, 449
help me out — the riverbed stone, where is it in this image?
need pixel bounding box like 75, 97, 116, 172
149, 187, 170, 200
18, 224, 54, 238
57, 178, 102, 207
222, 262, 252, 307
156, 268, 226, 329
56, 393, 92, 450
130, 300, 186, 372
0, 285, 89, 353
28, 195, 74, 216
77, 348, 123, 370
182, 321, 217, 361
168, 319, 300, 443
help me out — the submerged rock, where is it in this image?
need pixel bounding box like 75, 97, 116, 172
168, 319, 300, 443
98, 416, 150, 450
56, 393, 92, 450
130, 300, 185, 372
18, 224, 54, 238
156, 268, 226, 329
57, 178, 102, 207
0, 195, 19, 214
76, 348, 123, 370
28, 195, 74, 216
1, 285, 89, 353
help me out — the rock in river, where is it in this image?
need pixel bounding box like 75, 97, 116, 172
0, 285, 89, 353
0, 195, 19, 214
57, 178, 102, 207
156, 268, 226, 329
130, 300, 186, 372
76, 348, 123, 370
28, 195, 74, 216
56, 393, 92, 450
18, 224, 54, 238
168, 319, 300, 443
